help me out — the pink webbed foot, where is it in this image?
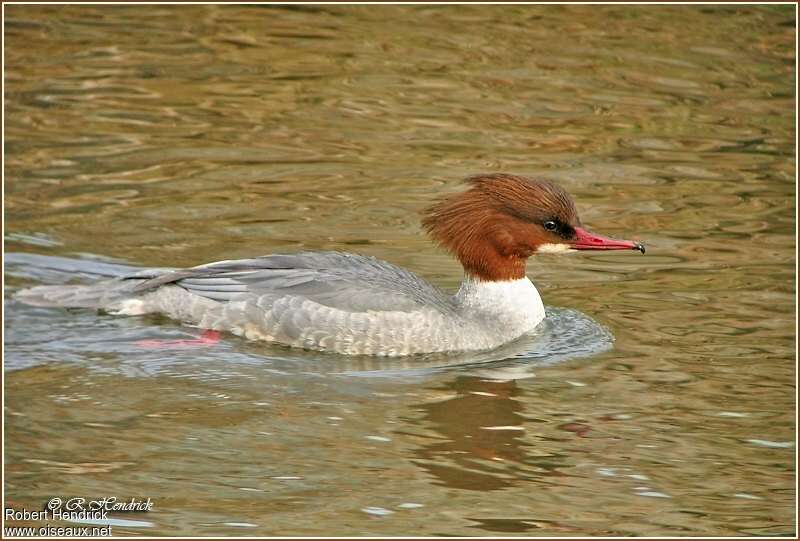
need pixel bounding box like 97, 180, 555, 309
136, 330, 222, 349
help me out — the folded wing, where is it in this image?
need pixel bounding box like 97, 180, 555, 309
132, 251, 456, 315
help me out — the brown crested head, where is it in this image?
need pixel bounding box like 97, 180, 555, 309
422, 174, 582, 281
422, 173, 644, 281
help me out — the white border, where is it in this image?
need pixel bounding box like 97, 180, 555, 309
1, 2, 797, 539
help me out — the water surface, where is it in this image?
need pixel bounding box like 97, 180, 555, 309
4, 4, 796, 536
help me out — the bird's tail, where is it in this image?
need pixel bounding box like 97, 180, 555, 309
15, 279, 142, 309
9, 252, 172, 309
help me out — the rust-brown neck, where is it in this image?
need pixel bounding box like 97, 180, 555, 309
459, 244, 528, 281
422, 193, 537, 282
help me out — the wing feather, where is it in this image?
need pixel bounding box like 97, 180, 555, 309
132, 251, 456, 314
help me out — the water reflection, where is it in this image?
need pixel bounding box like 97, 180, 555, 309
412, 377, 529, 491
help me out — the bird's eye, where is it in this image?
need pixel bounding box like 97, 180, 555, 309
543, 221, 558, 231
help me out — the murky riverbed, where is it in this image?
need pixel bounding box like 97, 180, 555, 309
4, 4, 795, 536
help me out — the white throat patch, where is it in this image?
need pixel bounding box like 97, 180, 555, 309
537, 243, 574, 254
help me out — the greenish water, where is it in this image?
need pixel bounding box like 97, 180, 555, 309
4, 4, 796, 536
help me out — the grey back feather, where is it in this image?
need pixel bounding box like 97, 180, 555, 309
131, 251, 457, 314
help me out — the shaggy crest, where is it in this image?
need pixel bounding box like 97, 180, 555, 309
422, 174, 581, 281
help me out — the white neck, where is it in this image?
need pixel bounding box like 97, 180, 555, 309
454, 274, 546, 334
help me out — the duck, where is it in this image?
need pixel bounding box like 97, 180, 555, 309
15, 173, 644, 356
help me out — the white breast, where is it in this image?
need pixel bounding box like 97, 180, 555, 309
454, 276, 545, 340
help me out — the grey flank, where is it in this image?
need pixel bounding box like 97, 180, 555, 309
16, 252, 529, 356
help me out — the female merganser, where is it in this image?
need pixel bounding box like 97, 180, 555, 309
16, 174, 644, 356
